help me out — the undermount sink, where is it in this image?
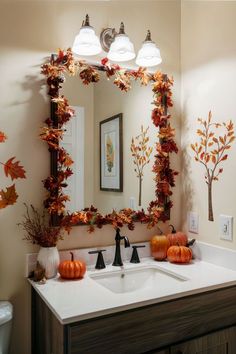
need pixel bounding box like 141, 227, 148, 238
89, 265, 187, 294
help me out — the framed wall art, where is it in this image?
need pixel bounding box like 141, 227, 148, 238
100, 113, 123, 192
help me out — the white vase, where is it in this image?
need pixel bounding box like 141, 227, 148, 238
37, 246, 60, 279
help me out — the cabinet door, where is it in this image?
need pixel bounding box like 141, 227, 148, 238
171, 326, 236, 354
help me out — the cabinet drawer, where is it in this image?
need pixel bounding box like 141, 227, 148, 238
171, 326, 236, 354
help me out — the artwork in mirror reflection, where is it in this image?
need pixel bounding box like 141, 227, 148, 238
100, 113, 123, 193
61, 73, 156, 214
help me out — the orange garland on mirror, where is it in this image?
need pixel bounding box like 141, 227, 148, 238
41, 49, 178, 232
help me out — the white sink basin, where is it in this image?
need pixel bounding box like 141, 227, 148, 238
89, 265, 187, 294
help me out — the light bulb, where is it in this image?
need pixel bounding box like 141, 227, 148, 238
136, 30, 162, 67
72, 14, 102, 56
107, 22, 135, 62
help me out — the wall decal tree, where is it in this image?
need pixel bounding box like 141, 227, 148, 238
130, 125, 153, 207
191, 111, 235, 221
0, 130, 26, 209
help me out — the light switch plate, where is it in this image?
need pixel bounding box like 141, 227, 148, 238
220, 214, 233, 241
188, 211, 199, 234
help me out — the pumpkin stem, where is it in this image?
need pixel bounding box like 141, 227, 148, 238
169, 224, 176, 233
187, 239, 196, 247
70, 252, 74, 261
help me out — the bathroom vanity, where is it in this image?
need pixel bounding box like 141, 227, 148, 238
30, 258, 236, 354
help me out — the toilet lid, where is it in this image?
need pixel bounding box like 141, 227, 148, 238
0, 301, 13, 325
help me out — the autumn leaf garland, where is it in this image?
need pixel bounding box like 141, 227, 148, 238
41, 48, 178, 231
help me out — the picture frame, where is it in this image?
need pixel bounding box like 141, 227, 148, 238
100, 113, 123, 192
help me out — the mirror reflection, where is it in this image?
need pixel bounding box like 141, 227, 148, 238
61, 71, 156, 214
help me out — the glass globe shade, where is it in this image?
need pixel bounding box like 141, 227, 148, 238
72, 27, 102, 56
135, 41, 162, 67
107, 34, 135, 62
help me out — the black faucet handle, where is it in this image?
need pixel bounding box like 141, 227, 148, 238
88, 250, 106, 269
130, 245, 146, 263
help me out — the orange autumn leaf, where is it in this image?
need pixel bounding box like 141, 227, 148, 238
0, 184, 18, 209
229, 136, 235, 144
197, 129, 205, 136
212, 155, 216, 164
4, 157, 26, 180
0, 131, 7, 143
227, 120, 234, 131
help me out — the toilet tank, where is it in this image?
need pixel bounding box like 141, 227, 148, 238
0, 302, 13, 354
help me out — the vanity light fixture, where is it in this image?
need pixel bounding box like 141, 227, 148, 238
135, 30, 162, 67
107, 22, 135, 62
73, 15, 162, 67
72, 14, 102, 56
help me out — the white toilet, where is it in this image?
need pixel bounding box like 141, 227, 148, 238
0, 301, 13, 354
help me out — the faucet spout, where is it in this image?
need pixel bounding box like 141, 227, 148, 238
112, 228, 130, 267
123, 236, 130, 248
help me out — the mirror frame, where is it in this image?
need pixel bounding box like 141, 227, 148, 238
40, 49, 178, 232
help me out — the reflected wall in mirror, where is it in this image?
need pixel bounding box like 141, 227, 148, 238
61, 74, 156, 214
41, 49, 178, 231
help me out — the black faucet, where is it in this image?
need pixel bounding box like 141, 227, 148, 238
112, 228, 130, 266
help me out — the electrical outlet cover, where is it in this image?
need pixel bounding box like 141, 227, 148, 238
219, 214, 233, 241
188, 212, 199, 234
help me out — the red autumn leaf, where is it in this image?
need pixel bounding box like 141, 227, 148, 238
101, 57, 108, 66
221, 155, 228, 161
0, 184, 18, 209
212, 155, 216, 164
4, 157, 26, 180
0, 131, 7, 143
205, 154, 210, 163
200, 152, 205, 160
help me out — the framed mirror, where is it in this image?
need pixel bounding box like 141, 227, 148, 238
41, 49, 178, 231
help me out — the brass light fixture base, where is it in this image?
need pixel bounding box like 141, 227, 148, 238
100, 27, 117, 52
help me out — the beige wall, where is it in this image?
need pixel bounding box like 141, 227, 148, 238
0, 1, 181, 353
181, 1, 236, 248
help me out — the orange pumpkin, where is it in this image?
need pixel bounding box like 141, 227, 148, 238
167, 245, 192, 264
150, 235, 170, 261
58, 252, 86, 279
166, 225, 188, 247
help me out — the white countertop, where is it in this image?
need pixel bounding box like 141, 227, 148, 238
29, 257, 236, 325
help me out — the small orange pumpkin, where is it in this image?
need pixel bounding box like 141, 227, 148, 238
58, 252, 86, 279
166, 225, 188, 247
150, 234, 170, 261
167, 245, 192, 264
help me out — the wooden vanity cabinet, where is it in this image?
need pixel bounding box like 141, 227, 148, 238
31, 285, 236, 354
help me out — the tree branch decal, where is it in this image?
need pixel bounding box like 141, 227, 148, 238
130, 125, 153, 207
0, 131, 26, 209
191, 111, 235, 221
